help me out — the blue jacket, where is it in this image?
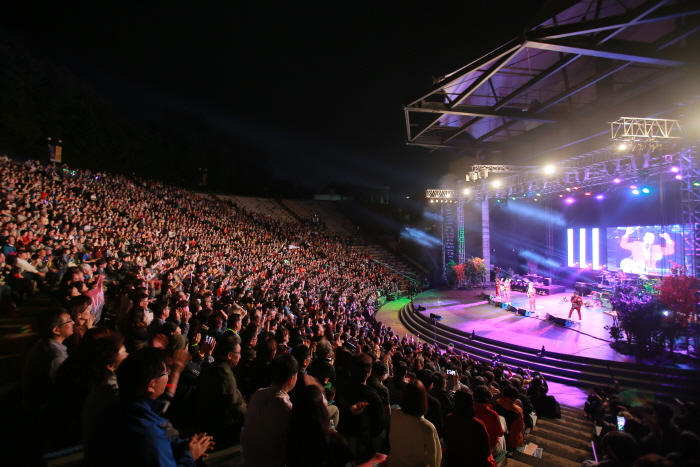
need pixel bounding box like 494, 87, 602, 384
84, 397, 195, 467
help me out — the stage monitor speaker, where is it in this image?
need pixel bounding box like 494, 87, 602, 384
517, 308, 530, 316
416, 305, 426, 311
508, 305, 518, 312
543, 277, 552, 286
547, 314, 568, 326
493, 301, 502, 308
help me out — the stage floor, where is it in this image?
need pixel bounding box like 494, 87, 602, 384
411, 287, 635, 363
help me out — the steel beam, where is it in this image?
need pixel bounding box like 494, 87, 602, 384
523, 38, 685, 66
525, 2, 700, 41
447, 49, 521, 110
404, 39, 522, 107
407, 102, 558, 122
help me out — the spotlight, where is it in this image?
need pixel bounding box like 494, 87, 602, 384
584, 192, 591, 196
565, 197, 574, 204
479, 168, 489, 179
630, 185, 637, 189
618, 143, 628, 151
632, 189, 640, 195
671, 166, 679, 173
463, 188, 470, 195
596, 195, 604, 199
544, 165, 555, 175
493, 180, 501, 188
675, 174, 682, 180
642, 188, 650, 194
613, 178, 621, 184
558, 194, 564, 197
694, 182, 700, 187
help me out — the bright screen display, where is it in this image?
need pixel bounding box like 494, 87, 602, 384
606, 225, 685, 275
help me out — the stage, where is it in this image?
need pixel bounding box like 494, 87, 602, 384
408, 287, 632, 362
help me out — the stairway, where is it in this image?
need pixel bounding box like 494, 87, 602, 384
507, 405, 594, 467
398, 302, 700, 400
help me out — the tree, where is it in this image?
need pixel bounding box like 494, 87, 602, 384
656, 264, 699, 352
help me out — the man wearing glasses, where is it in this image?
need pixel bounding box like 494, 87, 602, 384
21, 308, 74, 415
85, 348, 214, 466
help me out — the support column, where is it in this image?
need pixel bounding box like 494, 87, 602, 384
680, 147, 700, 277
482, 198, 491, 280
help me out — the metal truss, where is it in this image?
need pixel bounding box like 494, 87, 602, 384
404, 0, 700, 152
680, 148, 700, 277
426, 189, 456, 199
611, 117, 683, 142
457, 193, 465, 266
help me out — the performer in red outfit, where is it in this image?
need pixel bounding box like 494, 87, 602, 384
568, 291, 583, 321
619, 227, 675, 274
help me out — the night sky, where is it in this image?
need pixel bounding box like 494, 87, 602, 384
3, 1, 547, 192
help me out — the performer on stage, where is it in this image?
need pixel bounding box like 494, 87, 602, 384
619, 227, 675, 274
503, 278, 511, 305
495, 277, 501, 298
527, 283, 536, 314
568, 291, 583, 321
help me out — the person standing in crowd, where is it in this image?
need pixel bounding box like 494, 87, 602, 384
242, 353, 298, 467
387, 379, 441, 467
84, 348, 214, 467
443, 388, 498, 467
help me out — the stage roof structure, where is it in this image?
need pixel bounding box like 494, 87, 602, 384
404, 0, 700, 163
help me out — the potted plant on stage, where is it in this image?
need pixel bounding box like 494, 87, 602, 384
452, 263, 467, 288
609, 282, 664, 355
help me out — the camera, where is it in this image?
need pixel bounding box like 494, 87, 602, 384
446, 369, 456, 376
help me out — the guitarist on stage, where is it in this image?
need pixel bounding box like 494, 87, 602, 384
568, 291, 583, 321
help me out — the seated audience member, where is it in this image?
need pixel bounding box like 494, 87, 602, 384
84, 347, 214, 467
387, 379, 442, 467
582, 431, 641, 467
473, 385, 505, 453
307, 338, 336, 388
494, 384, 525, 449
286, 384, 354, 467
21, 308, 74, 415
367, 360, 391, 418
195, 334, 246, 448
242, 353, 298, 467
63, 295, 94, 354
443, 388, 497, 467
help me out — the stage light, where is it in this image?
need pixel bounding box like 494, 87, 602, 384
671, 166, 679, 173
559, 194, 564, 197
694, 182, 700, 187
675, 174, 682, 180
536, 193, 541, 197
567, 229, 575, 267
492, 180, 501, 188
566, 187, 571, 192
479, 168, 489, 179
596, 194, 604, 199
543, 165, 555, 175
617, 143, 628, 151
642, 188, 650, 194
573, 186, 579, 190
565, 197, 574, 204
511, 197, 516, 200
496, 199, 502, 203
632, 189, 640, 195
463, 188, 470, 195
613, 178, 621, 184
630, 185, 637, 189
592, 228, 600, 269
584, 192, 591, 196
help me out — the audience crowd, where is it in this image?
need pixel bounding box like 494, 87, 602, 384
2, 156, 698, 467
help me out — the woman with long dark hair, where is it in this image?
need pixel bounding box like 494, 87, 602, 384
387, 380, 441, 467
286, 384, 352, 467
444, 388, 498, 467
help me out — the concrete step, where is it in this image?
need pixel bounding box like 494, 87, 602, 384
530, 425, 591, 451
525, 434, 591, 463
506, 458, 534, 467
536, 419, 593, 442
512, 449, 583, 467
540, 415, 592, 432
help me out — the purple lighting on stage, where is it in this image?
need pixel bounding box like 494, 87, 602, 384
565, 197, 574, 204
613, 178, 621, 184
630, 185, 637, 189
675, 174, 682, 180
596, 194, 604, 199
671, 166, 679, 173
